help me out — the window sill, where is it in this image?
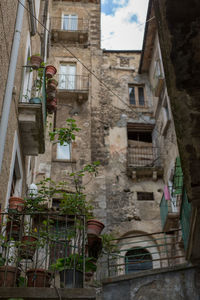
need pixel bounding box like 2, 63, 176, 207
52, 159, 76, 163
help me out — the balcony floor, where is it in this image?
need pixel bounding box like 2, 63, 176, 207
57, 89, 89, 102
127, 166, 164, 180
51, 30, 88, 44
0, 287, 96, 300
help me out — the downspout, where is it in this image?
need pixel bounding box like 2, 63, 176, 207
28, 0, 36, 36
0, 0, 25, 173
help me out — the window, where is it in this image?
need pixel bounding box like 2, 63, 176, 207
125, 248, 152, 274
154, 59, 161, 78
10, 154, 22, 197
120, 57, 129, 67
57, 142, 71, 160
59, 64, 76, 90
161, 97, 171, 135
21, 35, 33, 102
128, 131, 152, 143
129, 85, 145, 106
62, 15, 78, 31
137, 192, 154, 201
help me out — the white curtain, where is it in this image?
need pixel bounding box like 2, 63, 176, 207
59, 65, 76, 90
63, 15, 78, 31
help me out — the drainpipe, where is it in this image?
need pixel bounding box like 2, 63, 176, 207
0, 0, 25, 173
28, 0, 36, 36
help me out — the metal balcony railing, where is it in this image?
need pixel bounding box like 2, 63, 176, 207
57, 74, 89, 91
98, 230, 185, 280
0, 211, 86, 288
128, 146, 162, 168
19, 67, 46, 122
51, 17, 89, 32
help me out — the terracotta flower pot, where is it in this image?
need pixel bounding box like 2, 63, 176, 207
20, 236, 38, 259
47, 78, 58, 90
26, 269, 51, 287
0, 266, 18, 287
47, 98, 57, 114
6, 220, 21, 240
30, 55, 43, 69
46, 88, 57, 100
87, 219, 105, 236
9, 197, 25, 212
45, 65, 57, 79
85, 271, 93, 282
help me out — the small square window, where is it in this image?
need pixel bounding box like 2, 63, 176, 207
137, 192, 154, 201
57, 142, 71, 160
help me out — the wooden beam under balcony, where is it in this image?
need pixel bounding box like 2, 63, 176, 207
51, 30, 88, 44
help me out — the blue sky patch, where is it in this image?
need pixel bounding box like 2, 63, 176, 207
129, 14, 139, 23
102, 0, 129, 16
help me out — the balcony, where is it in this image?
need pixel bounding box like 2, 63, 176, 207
0, 211, 97, 298
18, 69, 46, 156
127, 146, 163, 179
56, 74, 89, 101
51, 17, 88, 44
160, 189, 181, 233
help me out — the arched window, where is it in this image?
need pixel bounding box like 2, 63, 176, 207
125, 248, 152, 274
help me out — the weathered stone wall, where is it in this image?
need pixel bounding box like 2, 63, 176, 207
88, 50, 164, 233
153, 0, 200, 262
102, 265, 200, 300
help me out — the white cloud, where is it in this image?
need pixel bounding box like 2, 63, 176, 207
101, 0, 149, 50
113, 0, 127, 5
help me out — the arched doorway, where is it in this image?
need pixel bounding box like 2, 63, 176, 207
125, 248, 153, 274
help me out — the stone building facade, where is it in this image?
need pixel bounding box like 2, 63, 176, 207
0, 0, 193, 287
34, 0, 180, 278
0, 0, 50, 209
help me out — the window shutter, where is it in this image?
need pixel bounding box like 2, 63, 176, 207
173, 157, 183, 194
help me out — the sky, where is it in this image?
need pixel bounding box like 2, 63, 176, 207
101, 0, 149, 50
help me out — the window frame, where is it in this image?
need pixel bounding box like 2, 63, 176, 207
59, 63, 77, 90
128, 84, 146, 107
5, 132, 23, 209
61, 14, 78, 31
56, 142, 71, 161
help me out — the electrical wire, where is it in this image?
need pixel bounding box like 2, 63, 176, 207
16, 0, 177, 147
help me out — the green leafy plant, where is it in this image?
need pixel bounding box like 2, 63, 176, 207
51, 254, 96, 273
101, 233, 119, 255
49, 118, 80, 145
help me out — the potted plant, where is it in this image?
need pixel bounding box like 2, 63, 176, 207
19, 235, 38, 259
29, 54, 43, 69
45, 65, 57, 78
87, 219, 105, 237
47, 78, 58, 90
51, 254, 96, 288
0, 254, 19, 287
47, 88, 57, 101
9, 196, 25, 212
29, 97, 41, 104
6, 218, 21, 240
26, 268, 51, 287
47, 98, 57, 114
